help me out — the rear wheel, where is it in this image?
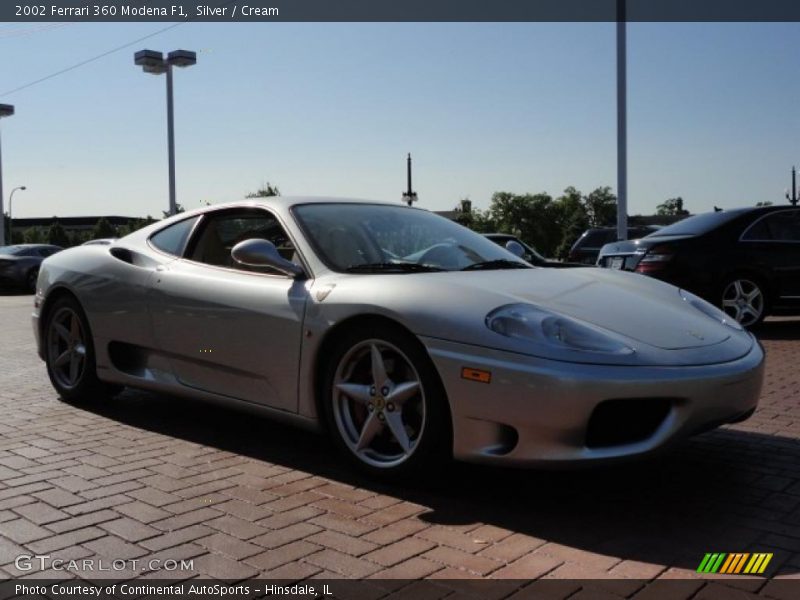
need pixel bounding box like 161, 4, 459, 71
322, 325, 450, 477
44, 296, 118, 402
721, 277, 766, 328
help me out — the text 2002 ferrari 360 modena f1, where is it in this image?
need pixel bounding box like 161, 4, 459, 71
32, 198, 764, 476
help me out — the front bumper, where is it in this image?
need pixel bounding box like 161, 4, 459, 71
422, 336, 764, 467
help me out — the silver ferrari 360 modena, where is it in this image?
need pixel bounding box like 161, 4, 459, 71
32, 198, 764, 475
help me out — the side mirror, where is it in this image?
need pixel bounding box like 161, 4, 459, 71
505, 240, 525, 258
231, 238, 304, 278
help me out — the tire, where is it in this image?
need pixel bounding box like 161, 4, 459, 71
321, 324, 451, 477
43, 296, 118, 402
720, 276, 767, 328
26, 267, 39, 293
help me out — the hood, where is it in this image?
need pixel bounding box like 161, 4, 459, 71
319, 267, 753, 366
431, 268, 729, 350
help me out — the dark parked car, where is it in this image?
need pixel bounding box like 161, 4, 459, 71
568, 226, 659, 264
0, 244, 63, 292
484, 233, 584, 268
596, 206, 800, 327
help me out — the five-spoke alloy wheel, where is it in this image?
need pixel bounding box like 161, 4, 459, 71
323, 325, 449, 476
721, 277, 766, 328
44, 296, 117, 402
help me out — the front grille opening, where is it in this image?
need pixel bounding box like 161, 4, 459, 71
586, 398, 672, 448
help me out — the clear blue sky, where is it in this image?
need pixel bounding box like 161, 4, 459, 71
1, 22, 799, 219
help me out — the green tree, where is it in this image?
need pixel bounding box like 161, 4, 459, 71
246, 182, 281, 198
584, 187, 617, 226
453, 198, 495, 233
68, 230, 91, 246
161, 204, 185, 219
556, 206, 590, 259
23, 227, 47, 244
656, 196, 690, 216
117, 216, 157, 237
755, 201, 773, 207
46, 221, 70, 248
91, 217, 118, 240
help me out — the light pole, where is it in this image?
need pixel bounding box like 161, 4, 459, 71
134, 49, 197, 217
0, 103, 14, 246
616, 0, 628, 241
401, 153, 418, 207
8, 186, 26, 243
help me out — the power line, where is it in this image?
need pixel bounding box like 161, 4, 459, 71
0, 22, 185, 98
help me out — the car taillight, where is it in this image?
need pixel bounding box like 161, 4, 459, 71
635, 245, 674, 273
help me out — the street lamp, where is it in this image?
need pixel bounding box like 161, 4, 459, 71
8, 186, 26, 243
0, 103, 14, 246
134, 49, 197, 217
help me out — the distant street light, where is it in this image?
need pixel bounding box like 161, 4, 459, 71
786, 166, 798, 206
134, 49, 197, 217
8, 186, 26, 243
401, 153, 418, 207
0, 103, 14, 246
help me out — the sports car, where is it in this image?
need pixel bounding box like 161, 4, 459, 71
32, 198, 764, 475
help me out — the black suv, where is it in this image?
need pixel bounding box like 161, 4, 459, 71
597, 206, 800, 327
568, 226, 659, 265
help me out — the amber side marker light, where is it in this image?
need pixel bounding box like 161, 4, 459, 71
461, 367, 492, 383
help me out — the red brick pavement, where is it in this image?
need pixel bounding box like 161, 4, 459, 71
1, 296, 800, 595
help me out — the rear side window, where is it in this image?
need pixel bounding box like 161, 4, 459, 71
149, 216, 200, 257
742, 210, 800, 242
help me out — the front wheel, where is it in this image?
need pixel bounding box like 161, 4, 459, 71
26, 268, 39, 293
322, 326, 450, 477
721, 277, 766, 328
44, 296, 118, 402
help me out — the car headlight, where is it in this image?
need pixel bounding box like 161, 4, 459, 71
679, 289, 743, 331
486, 304, 635, 355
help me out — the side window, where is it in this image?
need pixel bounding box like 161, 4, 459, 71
187, 209, 295, 274
150, 216, 200, 256
38, 248, 53, 257
743, 211, 800, 242
766, 211, 800, 241
742, 217, 772, 241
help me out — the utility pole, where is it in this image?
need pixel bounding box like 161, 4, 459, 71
402, 153, 418, 207
616, 0, 628, 241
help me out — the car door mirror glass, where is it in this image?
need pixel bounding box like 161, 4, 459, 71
231, 238, 304, 278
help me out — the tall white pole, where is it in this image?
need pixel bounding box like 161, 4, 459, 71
616, 2, 628, 241
166, 65, 177, 217
0, 128, 5, 246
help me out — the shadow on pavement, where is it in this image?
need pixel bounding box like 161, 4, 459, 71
756, 318, 800, 341
76, 384, 799, 575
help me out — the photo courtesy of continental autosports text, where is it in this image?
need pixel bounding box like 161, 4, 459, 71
1, 1, 800, 599
15, 583, 330, 597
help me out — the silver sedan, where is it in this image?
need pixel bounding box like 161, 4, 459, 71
32, 198, 764, 475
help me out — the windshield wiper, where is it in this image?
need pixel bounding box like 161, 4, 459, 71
345, 262, 445, 273
461, 259, 531, 271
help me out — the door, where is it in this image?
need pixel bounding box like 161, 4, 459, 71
740, 209, 800, 301
148, 207, 309, 412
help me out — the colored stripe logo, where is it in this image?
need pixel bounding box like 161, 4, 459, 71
697, 552, 772, 574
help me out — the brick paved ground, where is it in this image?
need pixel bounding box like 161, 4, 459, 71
1, 294, 799, 591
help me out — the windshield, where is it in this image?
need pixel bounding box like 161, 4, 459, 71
648, 210, 748, 237
293, 203, 530, 273
0, 246, 24, 256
